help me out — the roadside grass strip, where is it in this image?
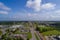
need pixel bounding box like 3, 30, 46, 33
34, 33, 40, 40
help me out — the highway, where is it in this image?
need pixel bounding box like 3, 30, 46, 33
29, 22, 43, 40
30, 27, 36, 40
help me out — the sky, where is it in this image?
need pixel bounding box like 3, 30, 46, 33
0, 0, 60, 21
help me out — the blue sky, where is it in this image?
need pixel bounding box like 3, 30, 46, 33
0, 0, 60, 21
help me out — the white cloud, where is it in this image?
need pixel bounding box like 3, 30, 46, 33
55, 10, 60, 13
26, 0, 56, 12
28, 13, 37, 17
26, 0, 41, 12
27, 9, 60, 20
42, 3, 56, 10
0, 2, 11, 14
0, 11, 8, 14
50, 10, 60, 18
11, 9, 60, 21
0, 2, 11, 11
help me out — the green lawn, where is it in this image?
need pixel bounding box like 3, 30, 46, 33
42, 30, 60, 36
27, 32, 32, 40
0, 30, 2, 35
14, 31, 21, 34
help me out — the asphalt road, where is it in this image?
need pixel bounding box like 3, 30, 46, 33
30, 27, 36, 40
29, 22, 43, 40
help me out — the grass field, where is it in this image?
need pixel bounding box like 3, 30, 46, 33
42, 30, 60, 36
